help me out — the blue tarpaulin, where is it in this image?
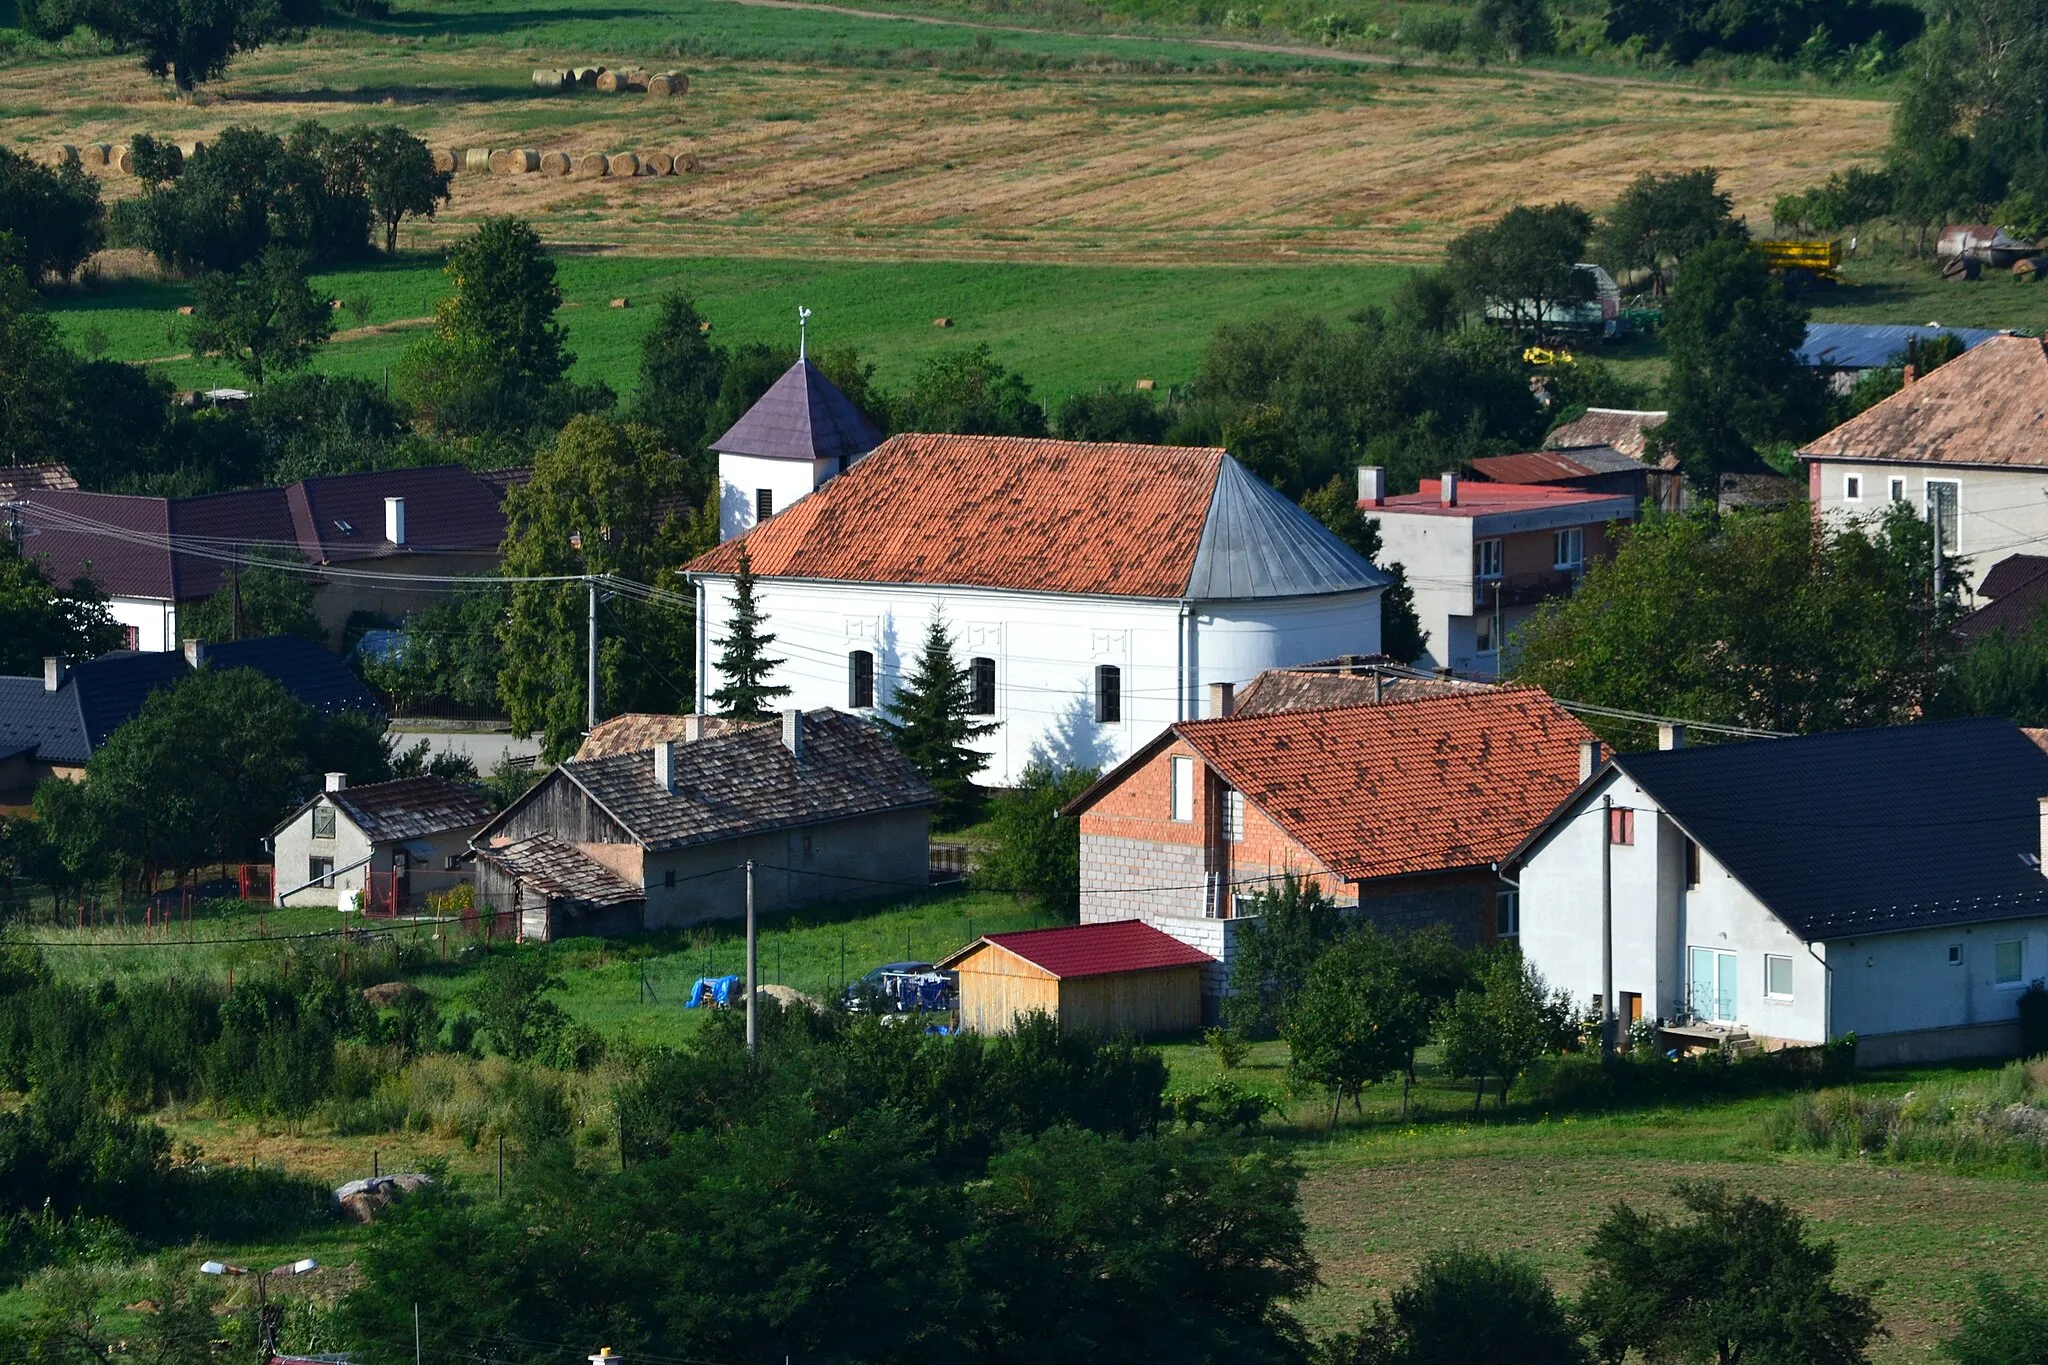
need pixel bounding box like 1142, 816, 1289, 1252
685, 975, 743, 1008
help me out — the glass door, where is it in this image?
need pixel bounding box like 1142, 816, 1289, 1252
1689, 948, 1737, 1023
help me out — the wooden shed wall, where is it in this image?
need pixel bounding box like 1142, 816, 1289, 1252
953, 943, 1060, 1034
1058, 966, 1202, 1037
492, 772, 632, 846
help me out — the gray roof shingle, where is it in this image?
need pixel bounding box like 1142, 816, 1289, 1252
533, 709, 935, 851
474, 832, 645, 906
330, 777, 496, 843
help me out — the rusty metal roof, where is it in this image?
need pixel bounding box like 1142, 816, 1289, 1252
1799, 335, 2048, 469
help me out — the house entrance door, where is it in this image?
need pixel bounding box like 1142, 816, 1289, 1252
1688, 948, 1736, 1023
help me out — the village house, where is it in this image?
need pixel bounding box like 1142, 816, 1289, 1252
1958, 553, 2048, 644
12, 465, 511, 650
1510, 718, 2048, 1066
684, 433, 1388, 785
271, 773, 494, 910
711, 354, 884, 541
1063, 685, 1598, 1017
1364, 468, 1635, 678
470, 708, 934, 942
0, 637, 381, 800
939, 920, 1214, 1038
1800, 335, 2048, 594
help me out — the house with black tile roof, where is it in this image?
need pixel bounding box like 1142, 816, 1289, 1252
1511, 718, 2048, 1067
470, 708, 935, 942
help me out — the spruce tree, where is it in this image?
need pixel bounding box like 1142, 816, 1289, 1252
879, 613, 999, 829
709, 544, 790, 720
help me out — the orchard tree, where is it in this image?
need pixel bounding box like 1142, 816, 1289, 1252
1325, 1249, 1590, 1365
0, 537, 125, 674
187, 246, 334, 383
1600, 168, 1742, 294
21, 0, 303, 94
1659, 236, 1827, 485
1513, 503, 1964, 741
709, 543, 792, 722
499, 415, 710, 761
879, 613, 1000, 829
1301, 473, 1427, 662
355, 125, 453, 255
1580, 1182, 1884, 1365
1434, 946, 1570, 1111
1445, 202, 1594, 343
1284, 930, 1420, 1127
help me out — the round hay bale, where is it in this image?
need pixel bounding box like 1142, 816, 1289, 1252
44, 144, 79, 167
487, 148, 516, 175
642, 150, 674, 176
608, 297, 629, 308
83, 143, 112, 168
595, 68, 628, 92
538, 150, 572, 176
664, 71, 690, 93
176, 139, 205, 160
624, 69, 651, 91
530, 67, 567, 92
646, 73, 686, 97
431, 147, 457, 174
515, 148, 540, 172
607, 151, 640, 177
674, 150, 700, 173
113, 145, 136, 175
576, 151, 611, 177
932, 317, 953, 328
575, 65, 604, 87
463, 147, 493, 173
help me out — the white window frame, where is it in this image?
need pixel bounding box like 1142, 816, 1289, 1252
1994, 939, 2025, 987
309, 856, 335, 889
1842, 473, 1862, 502
1474, 538, 1503, 580
1887, 476, 1906, 503
1764, 953, 1794, 1000
1553, 526, 1585, 570
1689, 946, 1737, 1023
1947, 943, 1964, 967
1496, 888, 1520, 939
1926, 478, 1961, 551
1170, 756, 1196, 823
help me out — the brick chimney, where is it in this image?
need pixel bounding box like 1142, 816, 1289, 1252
1208, 682, 1235, 718
1579, 739, 1602, 781
1902, 363, 1918, 387
653, 739, 678, 795
1358, 465, 1386, 507
1440, 471, 1459, 507
781, 708, 803, 761
385, 496, 406, 546
182, 638, 205, 669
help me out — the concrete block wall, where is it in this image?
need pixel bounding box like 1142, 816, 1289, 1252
1080, 833, 1209, 922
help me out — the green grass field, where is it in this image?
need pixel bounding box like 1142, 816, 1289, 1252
51, 254, 1406, 401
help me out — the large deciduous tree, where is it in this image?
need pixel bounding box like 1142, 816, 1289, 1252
0, 535, 125, 674
1325, 1248, 1591, 1365
21, 0, 301, 94
893, 342, 1045, 436
972, 761, 1097, 916
1600, 168, 1743, 294
0, 262, 80, 468
1512, 503, 1963, 741
354, 124, 452, 255
630, 291, 729, 485
498, 414, 710, 761
187, 245, 334, 383
878, 613, 1000, 830
1580, 1181, 1884, 1365
0, 149, 104, 285
1445, 202, 1594, 344
1657, 238, 1827, 486
1226, 875, 1352, 1038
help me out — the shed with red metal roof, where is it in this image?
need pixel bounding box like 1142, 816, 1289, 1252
937, 919, 1213, 1036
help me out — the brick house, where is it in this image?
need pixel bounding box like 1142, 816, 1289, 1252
1063, 686, 1599, 1016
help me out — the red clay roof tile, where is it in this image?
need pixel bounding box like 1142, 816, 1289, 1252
1174, 688, 1597, 883
962, 919, 1215, 979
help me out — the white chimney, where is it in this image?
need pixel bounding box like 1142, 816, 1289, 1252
781, 708, 803, 761
182, 637, 205, 669
1579, 739, 1602, 782
1358, 465, 1386, 507
653, 739, 678, 795
2038, 796, 2048, 875
684, 714, 703, 742
1208, 682, 1235, 718
385, 496, 406, 546
43, 657, 66, 693
1658, 723, 1686, 751
325, 772, 348, 792
1439, 471, 1459, 507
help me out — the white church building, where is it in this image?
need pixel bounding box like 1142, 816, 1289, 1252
685, 369, 1387, 785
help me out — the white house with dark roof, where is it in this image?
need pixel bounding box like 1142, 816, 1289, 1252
471, 708, 935, 940
683, 434, 1389, 786
1510, 718, 2048, 1066
272, 774, 495, 910
711, 355, 884, 541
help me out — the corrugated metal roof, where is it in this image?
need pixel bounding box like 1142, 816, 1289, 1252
1185, 455, 1388, 601
1798, 322, 2003, 371
710, 358, 884, 464
947, 919, 1214, 979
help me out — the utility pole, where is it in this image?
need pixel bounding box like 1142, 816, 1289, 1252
745, 860, 758, 1057
587, 576, 600, 732
1600, 794, 1615, 1061
414, 1302, 421, 1365
1930, 500, 1945, 606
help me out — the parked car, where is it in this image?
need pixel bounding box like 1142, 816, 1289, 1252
842, 961, 957, 1014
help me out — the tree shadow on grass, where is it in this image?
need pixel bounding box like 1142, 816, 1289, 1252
231, 83, 534, 106
354, 5, 670, 39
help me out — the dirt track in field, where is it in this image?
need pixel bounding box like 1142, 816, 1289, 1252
0, 40, 1891, 263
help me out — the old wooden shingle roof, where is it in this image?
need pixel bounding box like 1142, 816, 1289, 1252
329, 777, 496, 843
473, 831, 644, 906
573, 712, 770, 762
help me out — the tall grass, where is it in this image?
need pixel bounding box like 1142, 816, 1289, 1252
1759, 1060, 2048, 1175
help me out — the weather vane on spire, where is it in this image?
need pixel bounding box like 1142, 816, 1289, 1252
798, 305, 813, 361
